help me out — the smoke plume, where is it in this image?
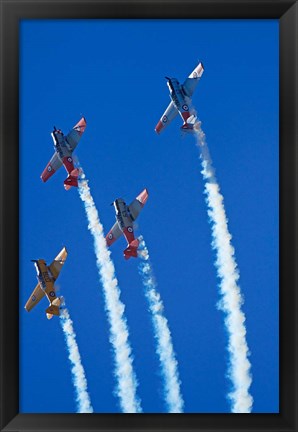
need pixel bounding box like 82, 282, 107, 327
194, 122, 253, 413
60, 307, 93, 413
77, 167, 142, 413
138, 237, 184, 413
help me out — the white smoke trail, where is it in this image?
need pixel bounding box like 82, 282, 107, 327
77, 167, 142, 413
59, 306, 93, 413
138, 237, 184, 413
194, 122, 253, 413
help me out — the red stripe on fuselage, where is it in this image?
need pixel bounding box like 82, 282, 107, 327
123, 226, 135, 245
62, 156, 75, 175
181, 111, 191, 122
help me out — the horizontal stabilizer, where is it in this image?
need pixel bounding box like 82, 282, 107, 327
123, 239, 139, 260
45, 304, 60, 317
46, 298, 60, 316
187, 114, 197, 125
64, 169, 79, 190
52, 297, 61, 307
71, 168, 80, 177
45, 296, 62, 318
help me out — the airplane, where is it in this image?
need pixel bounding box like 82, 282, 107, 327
105, 189, 149, 260
40, 117, 86, 190
155, 62, 204, 134
24, 247, 68, 320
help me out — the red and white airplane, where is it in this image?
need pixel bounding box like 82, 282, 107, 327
105, 189, 149, 260
155, 62, 204, 134
41, 117, 86, 190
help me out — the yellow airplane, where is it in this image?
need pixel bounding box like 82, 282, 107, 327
24, 247, 67, 319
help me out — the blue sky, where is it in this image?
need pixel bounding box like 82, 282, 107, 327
19, 19, 279, 413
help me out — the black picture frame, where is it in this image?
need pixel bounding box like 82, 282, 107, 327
1, 1, 297, 431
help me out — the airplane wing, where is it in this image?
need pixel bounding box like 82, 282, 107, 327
182, 62, 204, 97
48, 247, 68, 281
106, 221, 123, 246
155, 101, 178, 134
65, 117, 87, 152
40, 152, 63, 183
24, 283, 45, 312
128, 188, 149, 221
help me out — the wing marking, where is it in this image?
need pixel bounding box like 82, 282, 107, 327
128, 188, 149, 220
40, 152, 63, 182
24, 283, 45, 312
182, 62, 204, 97
155, 101, 178, 134
65, 117, 87, 152
106, 221, 123, 246
48, 247, 68, 281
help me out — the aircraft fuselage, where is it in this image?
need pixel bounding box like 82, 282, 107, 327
32, 260, 49, 290
114, 199, 133, 229
167, 78, 192, 124
167, 78, 186, 109
51, 130, 73, 162
32, 259, 56, 302
113, 199, 135, 244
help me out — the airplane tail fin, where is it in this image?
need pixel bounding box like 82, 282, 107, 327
64, 168, 80, 190
45, 297, 62, 319
181, 114, 197, 132
123, 239, 139, 260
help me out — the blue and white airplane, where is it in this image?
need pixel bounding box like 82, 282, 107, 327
155, 62, 204, 133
